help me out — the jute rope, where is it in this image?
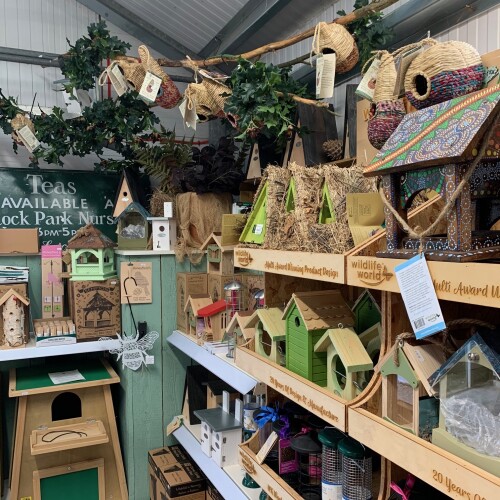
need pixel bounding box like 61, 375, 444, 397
379, 110, 500, 250
393, 332, 414, 366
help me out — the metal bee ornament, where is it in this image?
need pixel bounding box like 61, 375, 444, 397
100, 331, 159, 370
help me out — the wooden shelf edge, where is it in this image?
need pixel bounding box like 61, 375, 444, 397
348, 407, 500, 500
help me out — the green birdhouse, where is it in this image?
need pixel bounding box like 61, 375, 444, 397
239, 181, 268, 245
67, 224, 117, 281
114, 202, 151, 250
283, 290, 354, 386
352, 290, 381, 334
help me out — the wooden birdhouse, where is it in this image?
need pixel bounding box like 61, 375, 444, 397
318, 182, 335, 224
206, 380, 240, 409
197, 299, 228, 342
148, 217, 176, 251
380, 340, 446, 438
239, 180, 267, 245
183, 294, 213, 338
283, 290, 354, 386
364, 86, 500, 262
314, 326, 373, 400
0, 288, 30, 348
352, 290, 381, 334
428, 331, 500, 476
357, 322, 382, 390
201, 232, 235, 275
114, 202, 151, 250
225, 310, 255, 348
67, 224, 117, 281
112, 167, 149, 218
246, 308, 286, 365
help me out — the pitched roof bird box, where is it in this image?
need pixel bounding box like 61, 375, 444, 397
225, 311, 255, 348
67, 224, 117, 281
201, 232, 235, 275
246, 308, 286, 365
364, 86, 500, 262
184, 295, 213, 338
197, 299, 228, 342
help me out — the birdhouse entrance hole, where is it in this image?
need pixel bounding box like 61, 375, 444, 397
52, 392, 82, 421
261, 330, 272, 357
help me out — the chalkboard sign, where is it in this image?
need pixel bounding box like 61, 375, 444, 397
0, 168, 121, 246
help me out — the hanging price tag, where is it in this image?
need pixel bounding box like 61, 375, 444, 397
355, 57, 381, 101
139, 71, 162, 102
316, 53, 336, 99
179, 97, 197, 130
395, 254, 446, 339
109, 64, 129, 96
17, 125, 40, 152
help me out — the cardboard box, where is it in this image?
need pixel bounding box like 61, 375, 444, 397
176, 273, 208, 331
70, 278, 120, 340
148, 447, 206, 500
0, 283, 30, 345
0, 228, 39, 254
41, 244, 64, 318
34, 317, 76, 347
206, 480, 224, 500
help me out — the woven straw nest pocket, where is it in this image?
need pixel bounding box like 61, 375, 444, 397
184, 79, 231, 122
372, 51, 398, 103
404, 40, 484, 109
312, 22, 359, 74
114, 55, 146, 91
11, 114, 35, 143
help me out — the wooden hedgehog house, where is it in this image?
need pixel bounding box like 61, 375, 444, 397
364, 85, 500, 262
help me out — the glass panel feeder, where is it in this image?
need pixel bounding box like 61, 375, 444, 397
224, 280, 243, 358
339, 437, 372, 500
318, 427, 344, 500
290, 432, 322, 499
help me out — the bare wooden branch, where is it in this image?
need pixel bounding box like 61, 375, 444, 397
156, 0, 398, 68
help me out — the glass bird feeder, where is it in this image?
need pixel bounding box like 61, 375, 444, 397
224, 280, 243, 358
318, 428, 344, 500
290, 432, 322, 499
339, 437, 372, 500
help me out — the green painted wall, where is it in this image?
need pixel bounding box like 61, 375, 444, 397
0, 253, 204, 500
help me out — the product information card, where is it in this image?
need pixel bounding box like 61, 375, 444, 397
395, 254, 446, 339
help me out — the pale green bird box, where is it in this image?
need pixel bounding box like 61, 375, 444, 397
225, 311, 255, 348
352, 290, 381, 334
239, 181, 268, 245
67, 224, 117, 281
283, 290, 354, 386
114, 202, 151, 250
380, 341, 445, 437
318, 182, 335, 224
314, 327, 373, 400
247, 308, 286, 365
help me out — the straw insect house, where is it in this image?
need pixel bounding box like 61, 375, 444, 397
184, 294, 212, 338
283, 290, 354, 386
0, 288, 30, 348
404, 40, 484, 110
314, 326, 373, 400
246, 308, 286, 365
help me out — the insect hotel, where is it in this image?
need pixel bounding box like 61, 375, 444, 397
380, 339, 446, 438
364, 86, 500, 261
67, 224, 117, 281
428, 331, 500, 476
314, 326, 373, 400
283, 290, 354, 386
184, 295, 213, 339
0, 288, 30, 348
246, 307, 286, 365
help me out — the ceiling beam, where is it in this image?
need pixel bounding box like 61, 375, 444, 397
76, 0, 200, 60
0, 46, 60, 67
199, 0, 292, 58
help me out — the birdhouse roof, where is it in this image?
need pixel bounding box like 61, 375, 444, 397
206, 379, 238, 396
225, 311, 255, 340
184, 295, 212, 314
113, 167, 149, 218
352, 290, 381, 315
67, 224, 116, 249
364, 85, 500, 177
247, 308, 286, 340
198, 299, 227, 317
428, 331, 500, 389
200, 232, 235, 251
283, 290, 354, 331
0, 288, 30, 307
314, 327, 373, 372
113, 201, 151, 223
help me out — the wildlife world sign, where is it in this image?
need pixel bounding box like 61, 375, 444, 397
0, 169, 120, 246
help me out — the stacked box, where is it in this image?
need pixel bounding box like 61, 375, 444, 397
176, 273, 208, 331
206, 480, 224, 500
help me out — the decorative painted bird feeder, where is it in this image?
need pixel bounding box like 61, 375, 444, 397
339, 437, 372, 500
318, 427, 344, 500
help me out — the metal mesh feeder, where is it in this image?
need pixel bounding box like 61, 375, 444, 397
290, 432, 322, 500
224, 279, 243, 357
318, 427, 344, 499
339, 437, 372, 500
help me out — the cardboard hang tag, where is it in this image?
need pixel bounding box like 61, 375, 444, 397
316, 53, 336, 99
346, 192, 385, 246
17, 125, 40, 153
356, 57, 381, 101
109, 64, 129, 96
120, 261, 153, 304
139, 71, 162, 102
179, 98, 197, 130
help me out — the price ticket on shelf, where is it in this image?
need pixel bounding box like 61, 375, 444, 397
395, 254, 446, 339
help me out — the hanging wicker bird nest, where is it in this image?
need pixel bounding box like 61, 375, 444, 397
184, 79, 231, 122
11, 114, 36, 144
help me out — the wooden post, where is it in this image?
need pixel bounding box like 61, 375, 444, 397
383, 175, 406, 253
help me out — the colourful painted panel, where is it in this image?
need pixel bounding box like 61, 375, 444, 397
365, 86, 500, 176
400, 167, 445, 207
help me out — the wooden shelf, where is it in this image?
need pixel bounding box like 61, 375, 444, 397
173, 423, 261, 500
234, 248, 345, 284
167, 331, 258, 395
30, 420, 108, 455
235, 346, 348, 431
348, 407, 500, 500
0, 338, 120, 362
